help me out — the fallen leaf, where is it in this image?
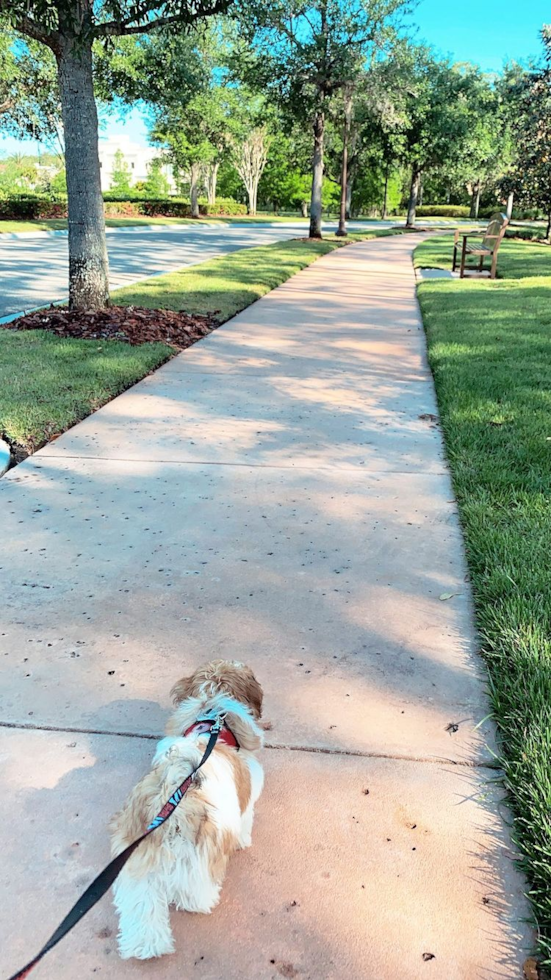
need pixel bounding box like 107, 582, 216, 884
422, 952, 435, 962
524, 957, 540, 980
439, 592, 460, 601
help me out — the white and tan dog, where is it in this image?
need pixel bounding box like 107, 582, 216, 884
110, 660, 264, 960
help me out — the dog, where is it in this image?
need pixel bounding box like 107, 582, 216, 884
110, 660, 264, 960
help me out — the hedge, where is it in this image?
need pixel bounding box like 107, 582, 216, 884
0, 195, 67, 220
416, 205, 471, 217
0, 195, 247, 220
102, 196, 247, 217
505, 227, 550, 242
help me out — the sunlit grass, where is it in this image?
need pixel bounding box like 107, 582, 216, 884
416, 237, 551, 966
114, 230, 403, 320
1, 230, 401, 455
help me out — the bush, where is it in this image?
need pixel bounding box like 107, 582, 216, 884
103, 196, 247, 217
505, 227, 549, 242
0, 194, 248, 222
0, 195, 67, 220
416, 205, 470, 217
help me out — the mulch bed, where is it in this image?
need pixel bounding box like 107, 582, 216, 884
2, 304, 220, 350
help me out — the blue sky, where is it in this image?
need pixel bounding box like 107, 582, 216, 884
1, 0, 548, 154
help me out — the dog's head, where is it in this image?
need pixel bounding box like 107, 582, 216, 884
170, 659, 263, 720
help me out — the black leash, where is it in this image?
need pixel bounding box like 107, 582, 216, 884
6, 718, 224, 980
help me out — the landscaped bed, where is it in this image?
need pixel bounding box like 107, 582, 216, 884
415, 235, 551, 968
0, 230, 401, 463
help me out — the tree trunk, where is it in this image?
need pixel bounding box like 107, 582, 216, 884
206, 162, 219, 206
190, 164, 200, 218
406, 167, 421, 228
546, 210, 551, 242
247, 180, 258, 215
300, 200, 308, 218
382, 167, 390, 219
506, 191, 514, 220
469, 181, 481, 219
418, 180, 424, 207
345, 172, 353, 219
56, 37, 109, 310
336, 91, 353, 237
309, 109, 325, 239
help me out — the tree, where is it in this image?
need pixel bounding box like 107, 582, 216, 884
506, 28, 551, 238
140, 29, 235, 215
0, 0, 232, 310
237, 0, 407, 238
143, 156, 170, 197
0, 30, 62, 147
447, 68, 514, 219
152, 93, 226, 216
231, 126, 270, 214
258, 127, 311, 214
109, 148, 133, 194
398, 52, 472, 227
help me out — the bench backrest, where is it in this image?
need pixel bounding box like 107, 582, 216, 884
483, 213, 509, 251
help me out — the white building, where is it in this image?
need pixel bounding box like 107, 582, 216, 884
98, 134, 175, 193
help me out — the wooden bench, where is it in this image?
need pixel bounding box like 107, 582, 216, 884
452, 212, 509, 279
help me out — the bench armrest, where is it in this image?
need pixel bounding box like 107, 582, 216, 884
453, 228, 483, 244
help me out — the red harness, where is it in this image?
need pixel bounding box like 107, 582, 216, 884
183, 718, 239, 749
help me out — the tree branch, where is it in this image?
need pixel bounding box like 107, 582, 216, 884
0, 8, 59, 50
98, 0, 231, 37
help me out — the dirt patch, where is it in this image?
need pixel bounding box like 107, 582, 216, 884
3, 305, 219, 351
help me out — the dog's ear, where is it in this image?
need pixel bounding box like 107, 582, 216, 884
170, 674, 197, 706
240, 668, 263, 720
218, 663, 263, 719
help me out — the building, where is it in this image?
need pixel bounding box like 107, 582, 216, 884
97, 134, 175, 193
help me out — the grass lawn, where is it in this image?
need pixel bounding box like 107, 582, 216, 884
114, 230, 401, 318
0, 230, 401, 457
0, 216, 226, 233
0, 213, 332, 234
414, 233, 551, 279
415, 236, 551, 966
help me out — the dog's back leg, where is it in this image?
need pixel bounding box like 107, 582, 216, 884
113, 869, 174, 959
238, 757, 264, 850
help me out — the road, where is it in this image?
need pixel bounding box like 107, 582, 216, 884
0, 220, 393, 319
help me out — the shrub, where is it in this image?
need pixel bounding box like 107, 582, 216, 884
0, 195, 67, 219
103, 196, 247, 217
0, 194, 248, 221
505, 227, 549, 242
103, 200, 142, 216
416, 205, 470, 217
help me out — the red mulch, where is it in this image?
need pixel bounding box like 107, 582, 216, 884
3, 305, 220, 350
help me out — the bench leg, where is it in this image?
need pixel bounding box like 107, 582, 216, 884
478, 255, 484, 273
490, 251, 497, 279
460, 238, 467, 278
452, 244, 457, 272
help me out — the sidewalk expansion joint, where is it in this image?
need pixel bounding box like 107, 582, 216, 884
0, 720, 500, 770
32, 453, 448, 476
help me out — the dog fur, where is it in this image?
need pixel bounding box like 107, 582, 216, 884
110, 660, 264, 960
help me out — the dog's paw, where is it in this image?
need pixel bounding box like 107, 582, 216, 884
237, 832, 253, 850
118, 935, 175, 960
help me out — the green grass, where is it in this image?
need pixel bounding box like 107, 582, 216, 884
0, 229, 401, 455
0, 216, 224, 233
114, 230, 402, 319
0, 214, 329, 233
415, 234, 551, 279
415, 237, 551, 967
0, 331, 171, 454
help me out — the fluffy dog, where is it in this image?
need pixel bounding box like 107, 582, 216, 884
110, 660, 264, 960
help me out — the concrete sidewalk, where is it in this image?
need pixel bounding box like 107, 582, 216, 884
0, 236, 530, 979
